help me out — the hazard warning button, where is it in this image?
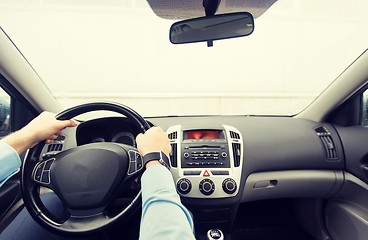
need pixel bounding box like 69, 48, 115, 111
203, 170, 210, 177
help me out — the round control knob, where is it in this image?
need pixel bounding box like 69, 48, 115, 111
222, 178, 237, 194
177, 178, 192, 194
199, 179, 215, 195
207, 229, 224, 240
183, 152, 190, 159
221, 152, 227, 158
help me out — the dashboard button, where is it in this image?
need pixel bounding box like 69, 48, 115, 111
199, 179, 215, 195
177, 178, 192, 194
222, 178, 237, 194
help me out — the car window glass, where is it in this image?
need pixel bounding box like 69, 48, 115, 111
362, 90, 368, 126
0, 87, 11, 137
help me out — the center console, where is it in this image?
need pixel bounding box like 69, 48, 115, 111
167, 124, 243, 199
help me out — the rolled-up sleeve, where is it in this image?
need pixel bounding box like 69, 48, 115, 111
139, 164, 195, 240
0, 141, 21, 188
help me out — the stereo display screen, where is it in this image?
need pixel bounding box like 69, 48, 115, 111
184, 130, 223, 140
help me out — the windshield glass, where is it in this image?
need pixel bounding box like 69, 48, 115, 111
0, 0, 367, 117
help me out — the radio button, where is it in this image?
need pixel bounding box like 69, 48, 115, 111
221, 152, 228, 158
183, 152, 190, 159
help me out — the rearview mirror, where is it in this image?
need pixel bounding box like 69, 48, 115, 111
170, 12, 254, 45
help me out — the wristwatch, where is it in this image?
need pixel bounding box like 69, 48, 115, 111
143, 151, 171, 170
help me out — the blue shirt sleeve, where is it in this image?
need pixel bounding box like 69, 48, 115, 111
0, 141, 21, 188
139, 164, 196, 240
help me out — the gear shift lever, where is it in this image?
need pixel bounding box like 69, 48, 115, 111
206, 229, 224, 240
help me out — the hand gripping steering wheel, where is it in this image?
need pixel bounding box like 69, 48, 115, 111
21, 102, 150, 236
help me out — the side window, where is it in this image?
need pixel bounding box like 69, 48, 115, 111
0, 87, 11, 137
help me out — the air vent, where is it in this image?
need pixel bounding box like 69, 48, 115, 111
315, 126, 337, 160
320, 135, 337, 159
232, 143, 241, 167
230, 131, 240, 139
168, 132, 177, 140
47, 144, 63, 152
170, 143, 177, 167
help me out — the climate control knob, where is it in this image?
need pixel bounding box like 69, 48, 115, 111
222, 178, 237, 194
177, 178, 192, 194
199, 179, 215, 195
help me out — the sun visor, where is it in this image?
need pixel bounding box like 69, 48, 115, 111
146, 0, 277, 20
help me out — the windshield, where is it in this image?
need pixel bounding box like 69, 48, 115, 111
0, 0, 367, 117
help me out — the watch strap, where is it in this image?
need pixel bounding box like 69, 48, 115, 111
143, 151, 171, 170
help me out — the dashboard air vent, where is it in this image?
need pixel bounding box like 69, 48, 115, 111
320, 135, 337, 159
168, 132, 177, 140
315, 126, 337, 160
47, 143, 63, 152
230, 131, 240, 139
232, 143, 241, 167
170, 143, 177, 167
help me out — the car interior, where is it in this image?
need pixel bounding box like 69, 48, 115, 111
0, 0, 368, 240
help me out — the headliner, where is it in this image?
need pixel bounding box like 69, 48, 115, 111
146, 0, 277, 19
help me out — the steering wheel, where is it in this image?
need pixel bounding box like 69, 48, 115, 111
21, 102, 151, 236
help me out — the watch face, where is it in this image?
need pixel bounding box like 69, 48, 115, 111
159, 152, 171, 170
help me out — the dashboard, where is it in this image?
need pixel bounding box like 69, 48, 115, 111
42, 114, 368, 239
59, 115, 346, 206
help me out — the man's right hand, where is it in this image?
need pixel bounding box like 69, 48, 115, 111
136, 127, 171, 165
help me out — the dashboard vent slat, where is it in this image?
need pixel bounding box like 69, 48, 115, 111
230, 131, 240, 139
232, 143, 241, 167
320, 135, 337, 159
170, 143, 177, 167
168, 132, 177, 140
315, 126, 337, 160
47, 144, 63, 152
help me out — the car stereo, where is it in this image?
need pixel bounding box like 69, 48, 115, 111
181, 129, 230, 168
167, 125, 243, 199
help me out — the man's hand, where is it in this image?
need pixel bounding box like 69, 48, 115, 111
136, 127, 171, 168
1, 111, 78, 154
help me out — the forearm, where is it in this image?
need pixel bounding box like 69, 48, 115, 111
1, 130, 35, 155
140, 164, 195, 240
0, 141, 21, 187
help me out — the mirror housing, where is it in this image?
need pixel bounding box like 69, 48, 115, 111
170, 12, 254, 45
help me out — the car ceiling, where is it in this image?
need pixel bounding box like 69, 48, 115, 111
145, 0, 277, 19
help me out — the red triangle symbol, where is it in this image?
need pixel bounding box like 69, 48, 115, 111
203, 170, 210, 177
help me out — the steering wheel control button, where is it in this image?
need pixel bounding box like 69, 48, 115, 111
33, 159, 55, 184
199, 179, 215, 195
44, 159, 54, 170
41, 171, 51, 184
128, 150, 143, 175
177, 178, 192, 194
34, 167, 43, 181
222, 178, 237, 194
